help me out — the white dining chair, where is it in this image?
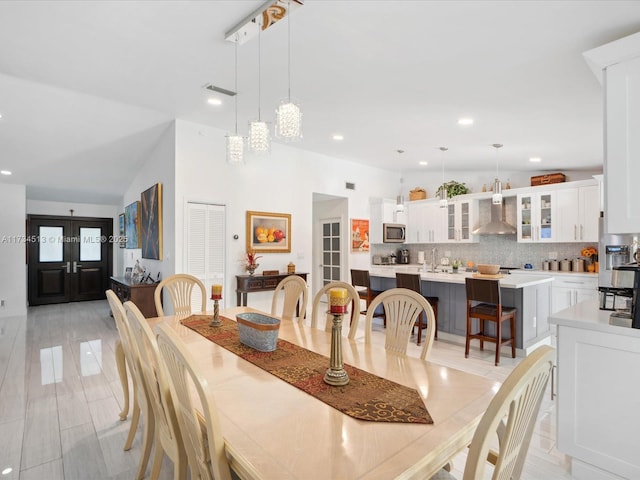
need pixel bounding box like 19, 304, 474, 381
365, 288, 436, 359
271, 275, 308, 321
155, 273, 207, 318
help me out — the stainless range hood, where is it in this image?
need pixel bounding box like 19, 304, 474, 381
472, 202, 517, 235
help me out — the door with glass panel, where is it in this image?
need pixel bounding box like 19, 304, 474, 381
28, 215, 113, 305
320, 218, 342, 285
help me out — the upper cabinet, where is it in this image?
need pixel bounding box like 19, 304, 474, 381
370, 198, 406, 244
406, 200, 446, 244
517, 191, 556, 242
584, 33, 640, 233
446, 199, 479, 243
556, 184, 599, 242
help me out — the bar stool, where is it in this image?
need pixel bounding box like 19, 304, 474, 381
465, 277, 516, 366
350, 269, 384, 322
395, 272, 439, 345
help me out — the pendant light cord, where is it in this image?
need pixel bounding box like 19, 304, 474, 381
234, 34, 239, 135
258, 18, 262, 121
287, 0, 291, 102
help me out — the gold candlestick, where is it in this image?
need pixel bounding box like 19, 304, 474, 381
324, 288, 350, 386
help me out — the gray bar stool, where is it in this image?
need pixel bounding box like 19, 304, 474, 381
395, 272, 439, 345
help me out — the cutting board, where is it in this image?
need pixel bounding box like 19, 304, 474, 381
471, 273, 506, 279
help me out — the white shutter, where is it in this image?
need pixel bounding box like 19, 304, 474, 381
186, 202, 226, 311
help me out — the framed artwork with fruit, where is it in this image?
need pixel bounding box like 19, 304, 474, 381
246, 210, 291, 253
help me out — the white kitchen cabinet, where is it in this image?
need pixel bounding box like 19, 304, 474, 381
556, 184, 599, 242
517, 191, 556, 242
551, 275, 598, 314
406, 200, 445, 244
551, 301, 640, 479
369, 198, 406, 243
445, 198, 479, 243
583, 33, 640, 233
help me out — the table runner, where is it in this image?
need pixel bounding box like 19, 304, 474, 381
181, 314, 433, 424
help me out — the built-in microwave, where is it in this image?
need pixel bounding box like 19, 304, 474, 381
383, 223, 406, 243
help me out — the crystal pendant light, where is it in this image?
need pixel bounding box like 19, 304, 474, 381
226, 35, 245, 164
248, 18, 270, 154
492, 143, 503, 205
275, 1, 302, 141
439, 147, 449, 208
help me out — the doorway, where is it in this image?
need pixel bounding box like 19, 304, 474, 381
312, 194, 348, 296
27, 215, 113, 306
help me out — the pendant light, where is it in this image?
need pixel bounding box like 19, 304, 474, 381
439, 147, 448, 208
492, 143, 503, 205
248, 18, 270, 154
275, 0, 302, 140
226, 35, 245, 164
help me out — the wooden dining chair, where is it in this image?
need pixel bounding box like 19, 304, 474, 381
125, 301, 188, 480
271, 275, 308, 321
365, 288, 436, 359
310, 281, 360, 339
106, 290, 154, 480
155, 322, 263, 480
395, 272, 439, 344
430, 345, 555, 480
350, 269, 385, 321
155, 273, 207, 318
465, 277, 516, 366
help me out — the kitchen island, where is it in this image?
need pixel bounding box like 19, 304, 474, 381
550, 300, 640, 479
370, 265, 554, 353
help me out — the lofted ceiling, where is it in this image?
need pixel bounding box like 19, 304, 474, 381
0, 1, 639, 204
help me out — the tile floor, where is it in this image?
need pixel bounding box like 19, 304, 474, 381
0, 300, 573, 479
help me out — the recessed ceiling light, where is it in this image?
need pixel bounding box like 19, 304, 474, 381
419, 161, 428, 166
0, 170, 11, 176
0, 113, 3, 119
529, 157, 542, 163
207, 97, 222, 106
457, 117, 474, 125
332, 134, 344, 141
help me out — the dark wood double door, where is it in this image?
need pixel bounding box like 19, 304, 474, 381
28, 215, 113, 306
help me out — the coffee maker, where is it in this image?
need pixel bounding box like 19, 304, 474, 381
398, 249, 410, 264
611, 265, 640, 328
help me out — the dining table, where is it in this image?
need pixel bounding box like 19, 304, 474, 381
145, 306, 498, 479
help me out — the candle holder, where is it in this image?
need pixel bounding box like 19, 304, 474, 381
209, 295, 222, 327
324, 289, 350, 386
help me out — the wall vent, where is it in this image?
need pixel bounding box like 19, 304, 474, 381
345, 182, 355, 190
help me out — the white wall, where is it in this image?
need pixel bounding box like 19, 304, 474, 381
118, 122, 176, 283
174, 120, 400, 312
0, 184, 27, 316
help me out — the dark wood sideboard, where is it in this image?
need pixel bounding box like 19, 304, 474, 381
235, 272, 308, 307
110, 276, 159, 318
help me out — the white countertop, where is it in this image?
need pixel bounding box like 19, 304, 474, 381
549, 299, 640, 337
369, 265, 553, 288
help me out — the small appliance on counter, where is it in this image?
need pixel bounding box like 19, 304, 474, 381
608, 265, 640, 328
598, 214, 635, 288
398, 249, 410, 264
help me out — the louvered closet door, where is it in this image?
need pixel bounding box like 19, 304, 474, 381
186, 203, 226, 311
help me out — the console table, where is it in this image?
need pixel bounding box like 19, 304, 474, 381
236, 272, 308, 308
110, 276, 159, 318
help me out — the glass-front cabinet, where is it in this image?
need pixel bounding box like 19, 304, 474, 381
446, 199, 478, 243
517, 192, 556, 242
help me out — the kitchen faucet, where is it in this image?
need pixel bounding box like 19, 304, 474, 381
431, 248, 438, 272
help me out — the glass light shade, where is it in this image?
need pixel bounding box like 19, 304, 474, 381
275, 101, 302, 140
226, 134, 244, 164
248, 120, 270, 154
439, 187, 448, 208
492, 178, 503, 205
396, 195, 405, 211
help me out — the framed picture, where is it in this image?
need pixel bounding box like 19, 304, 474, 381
118, 213, 126, 248
246, 211, 291, 253
125, 201, 141, 249
141, 182, 163, 260
351, 218, 370, 252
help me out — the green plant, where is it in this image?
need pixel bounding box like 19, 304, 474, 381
436, 180, 469, 198
451, 259, 462, 269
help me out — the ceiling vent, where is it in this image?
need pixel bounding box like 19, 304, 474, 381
203, 83, 236, 96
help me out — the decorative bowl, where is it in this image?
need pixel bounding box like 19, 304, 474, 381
236, 312, 280, 352
477, 264, 501, 275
